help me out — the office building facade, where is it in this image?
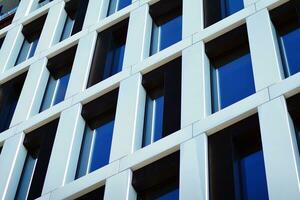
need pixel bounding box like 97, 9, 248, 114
0, 0, 299, 199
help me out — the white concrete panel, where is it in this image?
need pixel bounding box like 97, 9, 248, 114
13, 0, 35, 22
258, 97, 300, 200
10, 58, 49, 127
65, 31, 97, 98
0, 133, 27, 200
180, 134, 208, 200
43, 104, 86, 194
183, 0, 203, 37
110, 73, 146, 162
123, 4, 152, 68
0, 25, 24, 72
181, 41, 211, 127
104, 170, 136, 200
36, 1, 66, 53
247, 9, 283, 90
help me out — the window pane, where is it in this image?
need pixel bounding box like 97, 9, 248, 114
153, 96, 164, 142
40, 76, 58, 112
15, 40, 31, 65
28, 38, 39, 58
215, 53, 255, 110
150, 23, 160, 55
160, 16, 182, 51
103, 43, 124, 79
239, 151, 269, 200
90, 120, 114, 172
15, 154, 37, 200
117, 0, 131, 11
279, 27, 300, 76
60, 16, 75, 41
107, 0, 118, 16
155, 188, 179, 200
53, 73, 70, 105
222, 0, 244, 17
76, 125, 94, 179
142, 96, 155, 147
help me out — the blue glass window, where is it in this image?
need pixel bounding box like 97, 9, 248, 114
278, 27, 300, 77
15, 154, 37, 200
40, 73, 70, 112
211, 53, 255, 112
107, 0, 131, 16
150, 16, 182, 55
60, 15, 75, 41
142, 95, 164, 147
76, 120, 114, 178
102, 42, 125, 80
221, 0, 244, 18
238, 151, 268, 200
209, 115, 268, 200
15, 38, 39, 65
0, 73, 26, 133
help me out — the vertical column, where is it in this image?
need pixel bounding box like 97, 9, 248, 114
180, 134, 208, 200
182, 0, 203, 38
10, 58, 49, 126
0, 25, 24, 72
65, 31, 97, 98
258, 96, 300, 200
42, 104, 85, 194
13, 0, 35, 22
82, 0, 106, 29
181, 41, 211, 127
104, 169, 136, 200
109, 73, 146, 162
35, 1, 67, 53
246, 9, 283, 91
122, 4, 152, 68
0, 133, 27, 200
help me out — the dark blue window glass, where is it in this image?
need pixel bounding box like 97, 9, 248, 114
221, 0, 244, 18
279, 27, 300, 77
155, 187, 179, 200
60, 16, 75, 41
0, 95, 18, 132
142, 95, 164, 147
53, 73, 70, 105
159, 16, 182, 51
212, 53, 255, 112
151, 16, 182, 55
107, 0, 131, 16
90, 120, 114, 172
103, 43, 124, 79
28, 38, 39, 58
118, 0, 131, 10
238, 151, 268, 200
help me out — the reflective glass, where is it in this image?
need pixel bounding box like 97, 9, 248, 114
0, 94, 18, 132
90, 120, 114, 172
103, 43, 124, 79
213, 53, 255, 111
107, 0, 131, 16
155, 188, 179, 200
221, 0, 244, 17
28, 38, 39, 58
160, 16, 182, 51
53, 73, 70, 105
15, 40, 31, 65
239, 151, 268, 200
15, 154, 37, 200
118, 0, 131, 11
279, 27, 300, 76
60, 16, 75, 41
40, 76, 57, 112
142, 95, 164, 147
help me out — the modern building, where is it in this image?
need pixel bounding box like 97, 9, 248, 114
0, 0, 299, 199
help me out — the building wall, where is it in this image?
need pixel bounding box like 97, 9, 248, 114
0, 0, 299, 200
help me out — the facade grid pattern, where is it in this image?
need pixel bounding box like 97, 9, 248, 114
0, 0, 299, 199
